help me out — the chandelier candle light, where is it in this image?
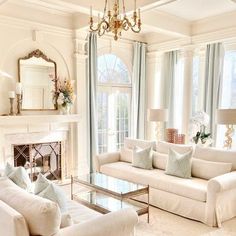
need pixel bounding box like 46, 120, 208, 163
89, 0, 142, 40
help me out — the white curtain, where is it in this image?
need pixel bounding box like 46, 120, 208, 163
87, 32, 98, 172
204, 43, 224, 140
131, 42, 147, 139
162, 50, 179, 128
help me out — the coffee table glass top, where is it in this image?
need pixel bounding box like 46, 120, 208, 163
73, 173, 147, 195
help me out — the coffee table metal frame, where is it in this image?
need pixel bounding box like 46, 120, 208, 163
71, 173, 150, 223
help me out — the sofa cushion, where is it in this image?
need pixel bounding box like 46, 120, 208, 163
165, 149, 193, 179
193, 146, 236, 170
120, 147, 133, 163
100, 162, 207, 202
153, 151, 167, 170
124, 138, 156, 150
156, 141, 193, 154
0, 177, 61, 236
132, 146, 153, 170
192, 158, 232, 180
0, 199, 29, 236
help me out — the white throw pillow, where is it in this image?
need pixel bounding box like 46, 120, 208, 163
60, 213, 73, 228
34, 173, 50, 195
120, 147, 133, 163
132, 146, 153, 170
165, 148, 193, 178
38, 183, 67, 213
0, 177, 61, 236
192, 158, 232, 180
152, 151, 168, 170
4, 163, 31, 191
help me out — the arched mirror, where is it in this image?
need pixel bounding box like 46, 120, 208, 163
18, 49, 57, 110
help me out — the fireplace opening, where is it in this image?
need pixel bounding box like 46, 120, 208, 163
14, 142, 61, 181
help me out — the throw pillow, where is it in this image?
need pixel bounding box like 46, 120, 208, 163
34, 173, 50, 195
60, 213, 73, 228
38, 183, 67, 213
165, 148, 193, 178
35, 173, 67, 213
192, 158, 232, 180
4, 163, 31, 191
132, 146, 153, 170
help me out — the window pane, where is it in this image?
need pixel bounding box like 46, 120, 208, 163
97, 54, 131, 154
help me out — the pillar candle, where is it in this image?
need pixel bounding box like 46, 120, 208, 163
8, 91, 15, 99
16, 82, 22, 95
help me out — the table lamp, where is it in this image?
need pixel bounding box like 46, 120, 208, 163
147, 109, 168, 140
216, 109, 236, 149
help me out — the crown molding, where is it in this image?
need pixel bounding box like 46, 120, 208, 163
0, 15, 73, 37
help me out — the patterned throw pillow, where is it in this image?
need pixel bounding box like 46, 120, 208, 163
132, 146, 153, 170
165, 148, 193, 178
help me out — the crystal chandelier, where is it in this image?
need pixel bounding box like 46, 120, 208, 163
89, 0, 141, 40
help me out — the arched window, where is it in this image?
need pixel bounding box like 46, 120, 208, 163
97, 54, 131, 153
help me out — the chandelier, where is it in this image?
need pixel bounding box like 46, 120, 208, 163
89, 0, 142, 40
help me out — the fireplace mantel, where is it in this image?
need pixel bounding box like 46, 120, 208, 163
0, 114, 80, 126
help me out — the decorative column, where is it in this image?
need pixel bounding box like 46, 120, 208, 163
73, 32, 90, 176
181, 45, 195, 142
146, 51, 163, 140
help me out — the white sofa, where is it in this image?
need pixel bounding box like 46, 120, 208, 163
95, 138, 236, 227
0, 177, 138, 236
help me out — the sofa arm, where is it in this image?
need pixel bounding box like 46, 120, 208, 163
94, 151, 120, 172
206, 171, 236, 227
57, 208, 138, 236
0, 200, 29, 236
208, 171, 236, 193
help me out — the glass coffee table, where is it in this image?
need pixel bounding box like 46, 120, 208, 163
71, 173, 150, 222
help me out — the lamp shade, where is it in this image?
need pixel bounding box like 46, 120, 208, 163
0, 70, 12, 79
216, 109, 236, 124
147, 109, 168, 122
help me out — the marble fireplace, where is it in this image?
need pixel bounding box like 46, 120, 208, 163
0, 114, 80, 181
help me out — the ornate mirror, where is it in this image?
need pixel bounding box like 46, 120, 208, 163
18, 49, 57, 110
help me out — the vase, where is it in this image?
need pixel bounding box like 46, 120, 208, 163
59, 105, 71, 115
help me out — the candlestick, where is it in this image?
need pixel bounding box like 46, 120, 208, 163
16, 94, 23, 116
138, 8, 141, 19
8, 91, 15, 99
9, 98, 15, 116
16, 82, 22, 95
134, 0, 136, 10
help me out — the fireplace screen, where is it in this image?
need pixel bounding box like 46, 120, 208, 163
14, 142, 61, 181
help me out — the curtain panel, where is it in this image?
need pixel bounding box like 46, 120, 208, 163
162, 50, 179, 128
204, 43, 224, 140
87, 32, 98, 172
131, 42, 147, 139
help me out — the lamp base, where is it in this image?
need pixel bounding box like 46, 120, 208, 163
224, 124, 234, 149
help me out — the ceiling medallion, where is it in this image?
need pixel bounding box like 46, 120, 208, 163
89, 0, 142, 40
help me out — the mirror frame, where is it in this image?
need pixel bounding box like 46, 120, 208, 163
18, 49, 58, 111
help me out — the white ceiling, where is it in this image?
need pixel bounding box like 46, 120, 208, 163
158, 0, 236, 21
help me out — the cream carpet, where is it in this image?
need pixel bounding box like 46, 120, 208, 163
60, 184, 236, 236
137, 206, 236, 236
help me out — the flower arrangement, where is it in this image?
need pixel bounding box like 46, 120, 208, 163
190, 111, 213, 146
51, 75, 75, 114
